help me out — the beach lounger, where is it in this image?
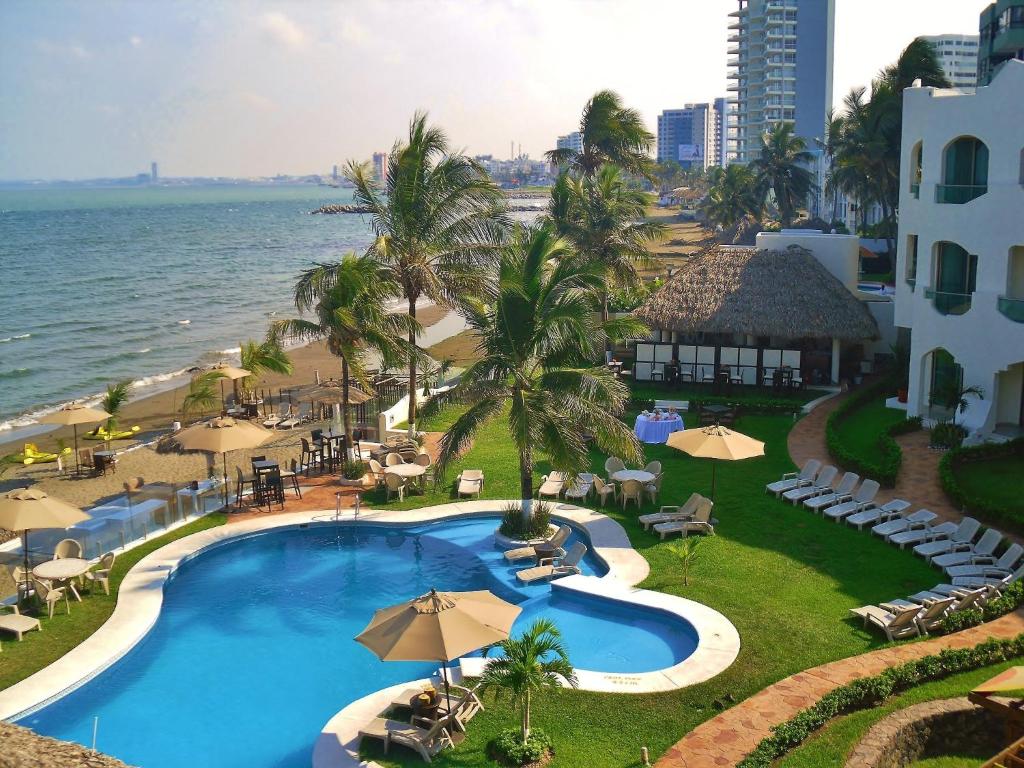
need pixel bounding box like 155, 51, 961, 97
358, 714, 455, 762
822, 479, 880, 521
931, 529, 1003, 569
639, 493, 702, 530
849, 604, 922, 641
438, 685, 484, 733
782, 465, 837, 504
943, 543, 1024, 578
277, 405, 300, 430
803, 472, 860, 513
653, 499, 715, 539
765, 459, 820, 497
908, 583, 999, 605
537, 472, 566, 500
889, 520, 959, 550
516, 542, 587, 584
563, 474, 593, 503
872, 509, 938, 541
912, 517, 980, 560
503, 525, 571, 562
846, 499, 912, 530
0, 604, 41, 641
457, 470, 484, 498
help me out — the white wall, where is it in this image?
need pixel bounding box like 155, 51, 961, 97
756, 230, 860, 292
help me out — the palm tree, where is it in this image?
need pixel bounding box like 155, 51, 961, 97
698, 164, 762, 232
544, 90, 654, 179
423, 223, 644, 520
878, 37, 952, 93
182, 371, 225, 419
100, 380, 131, 432
346, 112, 506, 433
477, 618, 578, 744
930, 381, 984, 427
270, 254, 417, 459
750, 122, 817, 228
238, 338, 293, 399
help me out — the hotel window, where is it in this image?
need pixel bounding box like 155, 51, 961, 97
938, 136, 989, 204
910, 141, 923, 198
932, 242, 977, 315
906, 235, 918, 289
929, 349, 963, 409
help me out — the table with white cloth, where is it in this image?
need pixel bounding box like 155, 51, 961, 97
633, 413, 684, 444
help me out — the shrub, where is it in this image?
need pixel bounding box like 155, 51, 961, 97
938, 581, 1024, 634
341, 460, 367, 480
498, 501, 553, 539
490, 728, 553, 766
930, 421, 967, 449
940, 437, 1024, 534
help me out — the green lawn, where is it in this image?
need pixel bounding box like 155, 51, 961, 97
362, 401, 939, 767
833, 397, 906, 459
778, 658, 1022, 767
954, 455, 1024, 518
0, 513, 226, 691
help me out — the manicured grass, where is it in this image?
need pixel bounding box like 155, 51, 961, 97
362, 401, 938, 767
778, 657, 1023, 767
0, 513, 226, 692
954, 455, 1024, 518
833, 397, 906, 461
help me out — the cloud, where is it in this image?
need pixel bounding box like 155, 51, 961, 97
238, 91, 277, 111
130, 35, 143, 48
35, 39, 93, 60
338, 19, 369, 46
259, 12, 306, 47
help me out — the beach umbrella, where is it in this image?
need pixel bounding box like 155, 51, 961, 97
302, 384, 372, 428
174, 416, 273, 509
212, 363, 252, 409
0, 488, 90, 604
356, 588, 521, 695
39, 404, 113, 476
667, 424, 765, 501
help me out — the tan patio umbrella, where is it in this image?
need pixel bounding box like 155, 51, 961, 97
175, 417, 273, 508
212, 363, 252, 409
356, 588, 522, 695
39, 404, 113, 476
667, 424, 765, 501
0, 488, 90, 603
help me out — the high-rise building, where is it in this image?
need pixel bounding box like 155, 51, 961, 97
556, 132, 583, 154
372, 152, 388, 183
150, 162, 158, 181
713, 97, 729, 166
656, 103, 715, 170
332, 164, 339, 182
921, 34, 980, 89
978, 1, 1024, 86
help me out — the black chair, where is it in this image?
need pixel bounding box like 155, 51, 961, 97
254, 468, 285, 510
300, 438, 323, 476
310, 428, 324, 443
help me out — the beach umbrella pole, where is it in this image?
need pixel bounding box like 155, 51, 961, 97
222, 452, 230, 510
73, 424, 80, 476
711, 461, 717, 502
21, 530, 30, 608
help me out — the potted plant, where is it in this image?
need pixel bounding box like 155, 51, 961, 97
338, 460, 368, 487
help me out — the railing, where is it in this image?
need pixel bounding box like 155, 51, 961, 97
998, 295, 1024, 323
910, 183, 920, 199
924, 287, 973, 315
935, 184, 987, 204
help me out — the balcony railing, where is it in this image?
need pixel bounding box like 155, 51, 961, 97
998, 295, 1024, 323
935, 184, 987, 204
910, 183, 920, 199
924, 287, 973, 315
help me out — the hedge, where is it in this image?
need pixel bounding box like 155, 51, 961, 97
825, 376, 919, 487
940, 437, 1024, 534
737, 633, 1024, 768
633, 395, 806, 416
938, 581, 1024, 634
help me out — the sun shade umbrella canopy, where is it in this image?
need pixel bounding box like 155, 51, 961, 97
973, 667, 1024, 694
212, 363, 252, 409
667, 424, 765, 500
0, 487, 90, 604
174, 417, 273, 508
356, 588, 522, 694
39, 404, 113, 476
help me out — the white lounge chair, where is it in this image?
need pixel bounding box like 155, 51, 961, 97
872, 509, 938, 541
359, 714, 455, 762
276, 405, 300, 430
457, 469, 484, 498
849, 604, 922, 641
907, 583, 998, 606
765, 459, 821, 497
889, 520, 959, 550
944, 543, 1024, 579
803, 472, 860, 513
639, 493, 703, 530
563, 475, 593, 503
0, 603, 41, 641
516, 542, 587, 583
823, 479, 880, 522
503, 525, 571, 562
537, 471, 566, 499
880, 595, 956, 634
782, 465, 838, 504
931, 528, 1002, 569
262, 405, 287, 428
911, 517, 981, 560
846, 499, 912, 530
929, 563, 1024, 597
653, 499, 715, 539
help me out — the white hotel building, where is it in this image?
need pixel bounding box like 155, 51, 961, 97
894, 60, 1024, 441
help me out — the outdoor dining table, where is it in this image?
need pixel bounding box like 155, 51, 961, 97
633, 413, 684, 444
176, 479, 222, 519
385, 462, 427, 492
610, 469, 655, 484
252, 460, 279, 472
33, 557, 90, 601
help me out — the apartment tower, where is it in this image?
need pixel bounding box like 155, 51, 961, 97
921, 34, 980, 89
978, 0, 1024, 85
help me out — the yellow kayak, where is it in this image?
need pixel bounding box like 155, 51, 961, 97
12, 443, 72, 465
85, 425, 141, 441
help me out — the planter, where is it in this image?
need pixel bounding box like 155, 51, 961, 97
897, 388, 908, 403
337, 476, 369, 488
493, 524, 559, 549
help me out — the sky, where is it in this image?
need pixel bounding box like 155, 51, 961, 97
0, 0, 982, 180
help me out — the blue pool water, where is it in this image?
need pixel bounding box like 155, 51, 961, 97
19, 517, 698, 768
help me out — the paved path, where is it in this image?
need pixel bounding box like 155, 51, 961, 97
656, 609, 1024, 768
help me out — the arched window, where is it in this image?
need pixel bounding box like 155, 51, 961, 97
938, 136, 988, 204
931, 242, 977, 315
910, 141, 923, 198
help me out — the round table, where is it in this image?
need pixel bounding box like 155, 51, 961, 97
33, 558, 90, 601
385, 463, 426, 479
611, 469, 655, 484
633, 414, 684, 444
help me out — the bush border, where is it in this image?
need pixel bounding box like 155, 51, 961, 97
940, 437, 1024, 534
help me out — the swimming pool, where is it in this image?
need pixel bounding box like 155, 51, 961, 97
19, 516, 699, 768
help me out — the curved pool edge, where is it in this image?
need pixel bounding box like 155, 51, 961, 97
0, 499, 649, 722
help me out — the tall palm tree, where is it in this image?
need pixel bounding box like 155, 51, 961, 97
423, 223, 644, 519
346, 112, 506, 433
698, 163, 762, 232
238, 338, 293, 399
182, 371, 225, 419
878, 37, 952, 93
478, 619, 578, 745
750, 122, 816, 228
270, 254, 417, 458
544, 90, 654, 179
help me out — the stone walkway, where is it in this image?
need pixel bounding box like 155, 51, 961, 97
656, 609, 1024, 768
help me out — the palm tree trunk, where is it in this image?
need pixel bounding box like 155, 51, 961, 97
601, 291, 611, 358
522, 689, 531, 744
341, 356, 353, 463
519, 443, 533, 525
407, 298, 418, 437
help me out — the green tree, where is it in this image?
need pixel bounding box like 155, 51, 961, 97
182, 371, 226, 419
698, 163, 763, 232
345, 112, 506, 433
237, 338, 293, 400
270, 254, 417, 458
477, 618, 578, 744
100, 380, 131, 433
750, 122, 817, 228
930, 381, 984, 427
673, 536, 701, 586
424, 223, 644, 521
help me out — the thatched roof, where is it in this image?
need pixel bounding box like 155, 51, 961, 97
635, 245, 879, 341
0, 721, 133, 767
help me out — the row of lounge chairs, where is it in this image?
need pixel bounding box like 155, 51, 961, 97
499, 526, 588, 583
638, 492, 716, 539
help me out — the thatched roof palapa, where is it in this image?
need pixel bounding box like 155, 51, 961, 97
635, 245, 879, 341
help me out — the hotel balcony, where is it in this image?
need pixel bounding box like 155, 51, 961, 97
935, 184, 988, 204
924, 288, 973, 316
999, 296, 1024, 323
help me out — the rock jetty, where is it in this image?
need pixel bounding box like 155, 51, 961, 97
310, 204, 372, 215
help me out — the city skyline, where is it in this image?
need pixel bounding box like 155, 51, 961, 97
0, 0, 981, 180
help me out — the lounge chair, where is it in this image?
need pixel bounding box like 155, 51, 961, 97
803, 472, 860, 512
592, 476, 616, 507
277, 405, 300, 430
846, 499, 912, 530
872, 509, 938, 541
503, 525, 571, 562
0, 603, 41, 641
457, 470, 484, 498
889, 520, 959, 550
359, 714, 455, 763
604, 457, 626, 475
849, 604, 922, 641
822, 479, 880, 521
619, 479, 644, 510
84, 552, 116, 595
653, 499, 715, 539
911, 517, 980, 559
439, 684, 484, 733
765, 459, 821, 497
516, 542, 587, 584
639, 493, 702, 530
944, 543, 1024, 578
262, 408, 284, 429
563, 475, 593, 503
930, 528, 1002, 569
781, 465, 837, 504
907, 583, 999, 606
537, 472, 566, 500
880, 596, 956, 634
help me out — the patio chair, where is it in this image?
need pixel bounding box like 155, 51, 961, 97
385, 473, 407, 503
912, 517, 981, 561
782, 465, 838, 505
849, 604, 922, 642
299, 438, 322, 476
653, 499, 715, 539
537, 472, 566, 499
53, 538, 83, 560
644, 473, 664, 504
0, 604, 41, 642
358, 714, 456, 763
822, 479, 880, 521
592, 477, 616, 507
930, 528, 1002, 569
944, 543, 1024, 578
619, 479, 644, 510
33, 578, 70, 619
235, 466, 256, 505
639, 493, 703, 530
803, 472, 860, 513
643, 460, 662, 475
414, 452, 434, 485
872, 509, 938, 540
85, 552, 116, 595
846, 499, 912, 530
515, 542, 587, 584
279, 459, 302, 498
457, 470, 484, 498
765, 459, 821, 497
386, 451, 405, 467
563, 476, 593, 503
503, 525, 571, 562
889, 520, 960, 550
11, 566, 34, 603
367, 459, 387, 489
604, 457, 626, 476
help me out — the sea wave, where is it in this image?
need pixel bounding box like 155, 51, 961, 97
0, 367, 32, 380
0, 333, 31, 343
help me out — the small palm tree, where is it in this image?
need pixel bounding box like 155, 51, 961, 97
750, 122, 817, 228
930, 381, 984, 427
100, 380, 132, 433
673, 537, 701, 587
182, 370, 226, 419
478, 618, 578, 744
238, 338, 293, 399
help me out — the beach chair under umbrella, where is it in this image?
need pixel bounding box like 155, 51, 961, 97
39, 404, 112, 476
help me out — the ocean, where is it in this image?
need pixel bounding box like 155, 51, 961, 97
0, 185, 377, 438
